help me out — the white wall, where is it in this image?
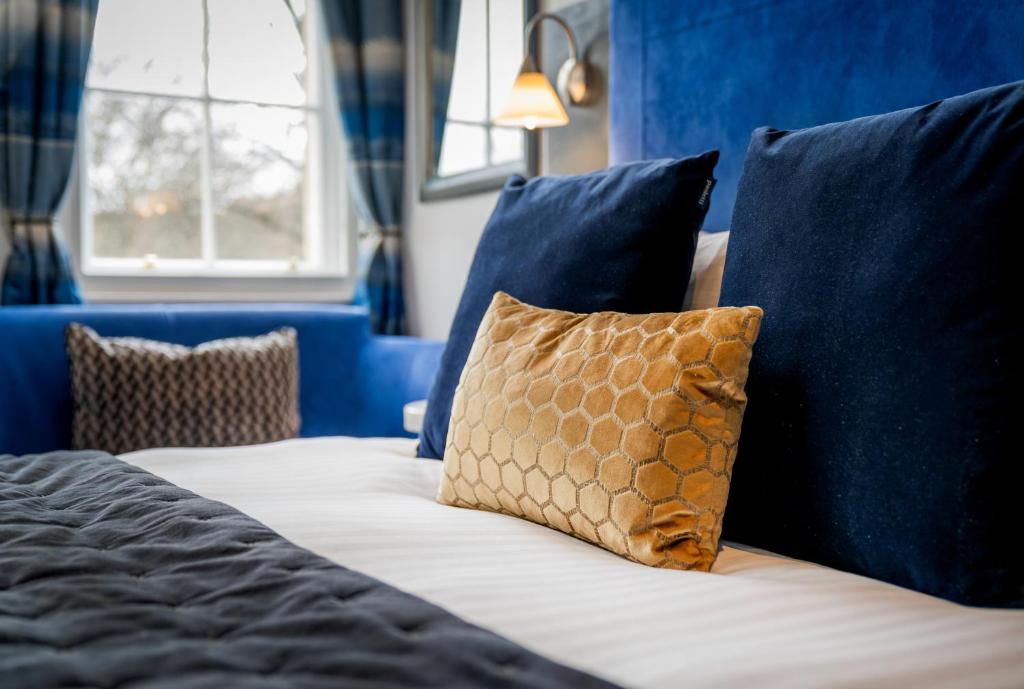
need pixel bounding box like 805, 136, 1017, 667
402, 184, 500, 341
401, 0, 607, 340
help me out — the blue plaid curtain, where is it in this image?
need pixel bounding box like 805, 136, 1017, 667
430, 0, 460, 169
1, 0, 96, 305
322, 0, 406, 335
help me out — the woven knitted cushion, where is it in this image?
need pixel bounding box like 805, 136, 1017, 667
66, 324, 299, 454
437, 292, 763, 570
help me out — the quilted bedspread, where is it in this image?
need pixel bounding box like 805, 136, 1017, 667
0, 451, 619, 689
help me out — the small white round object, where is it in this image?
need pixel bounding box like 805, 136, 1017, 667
403, 400, 427, 434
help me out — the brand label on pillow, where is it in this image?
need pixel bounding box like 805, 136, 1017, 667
698, 178, 716, 209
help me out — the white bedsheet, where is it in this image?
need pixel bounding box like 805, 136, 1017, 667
124, 437, 1024, 689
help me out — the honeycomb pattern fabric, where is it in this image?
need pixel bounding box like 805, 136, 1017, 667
66, 324, 300, 454
438, 292, 763, 570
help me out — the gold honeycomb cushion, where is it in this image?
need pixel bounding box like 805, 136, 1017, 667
437, 292, 763, 571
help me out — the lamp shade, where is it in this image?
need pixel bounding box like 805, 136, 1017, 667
493, 56, 569, 129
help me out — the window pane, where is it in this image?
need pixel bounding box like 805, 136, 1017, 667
445, 1, 487, 122
438, 123, 488, 176
87, 92, 202, 259
87, 0, 204, 97
489, 1, 524, 116
490, 127, 523, 166
210, 104, 307, 261
208, 0, 308, 106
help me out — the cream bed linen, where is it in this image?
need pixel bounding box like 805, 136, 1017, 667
124, 437, 1024, 689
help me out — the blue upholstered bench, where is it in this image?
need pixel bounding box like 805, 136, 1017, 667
0, 304, 443, 455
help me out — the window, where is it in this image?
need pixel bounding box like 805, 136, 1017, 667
420, 0, 535, 200
80, 0, 347, 282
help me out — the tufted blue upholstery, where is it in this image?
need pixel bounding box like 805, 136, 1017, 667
609, 0, 1024, 231
0, 304, 444, 454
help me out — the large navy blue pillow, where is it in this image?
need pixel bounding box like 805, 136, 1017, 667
718, 82, 1024, 607
419, 153, 720, 459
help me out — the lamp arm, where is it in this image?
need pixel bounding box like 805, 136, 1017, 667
523, 12, 579, 63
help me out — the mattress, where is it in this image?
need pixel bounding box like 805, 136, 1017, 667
124, 437, 1024, 689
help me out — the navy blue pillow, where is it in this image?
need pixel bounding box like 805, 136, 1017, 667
718, 82, 1024, 607
419, 153, 720, 459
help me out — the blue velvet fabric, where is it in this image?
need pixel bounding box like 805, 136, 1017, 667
609, 0, 1024, 231
0, 305, 444, 455
418, 154, 720, 459
718, 82, 1024, 607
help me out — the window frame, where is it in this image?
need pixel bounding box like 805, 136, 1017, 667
70, 0, 354, 301
417, 0, 538, 202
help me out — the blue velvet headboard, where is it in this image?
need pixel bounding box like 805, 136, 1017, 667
609, 0, 1024, 231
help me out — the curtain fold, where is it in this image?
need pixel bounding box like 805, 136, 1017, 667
1, 0, 96, 305
321, 0, 406, 335
430, 0, 460, 169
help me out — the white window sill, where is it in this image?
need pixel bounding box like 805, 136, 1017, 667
78, 273, 354, 304
81, 266, 348, 280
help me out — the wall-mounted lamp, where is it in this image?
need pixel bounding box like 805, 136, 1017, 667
493, 13, 591, 130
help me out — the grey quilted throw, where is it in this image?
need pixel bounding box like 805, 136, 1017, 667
0, 452, 621, 689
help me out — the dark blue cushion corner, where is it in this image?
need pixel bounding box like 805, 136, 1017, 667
418, 152, 721, 459
719, 81, 1024, 607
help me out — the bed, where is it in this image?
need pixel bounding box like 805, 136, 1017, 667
3, 1, 1024, 687
122, 438, 1024, 689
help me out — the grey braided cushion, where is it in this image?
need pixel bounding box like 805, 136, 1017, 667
66, 324, 300, 454
0, 451, 621, 689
